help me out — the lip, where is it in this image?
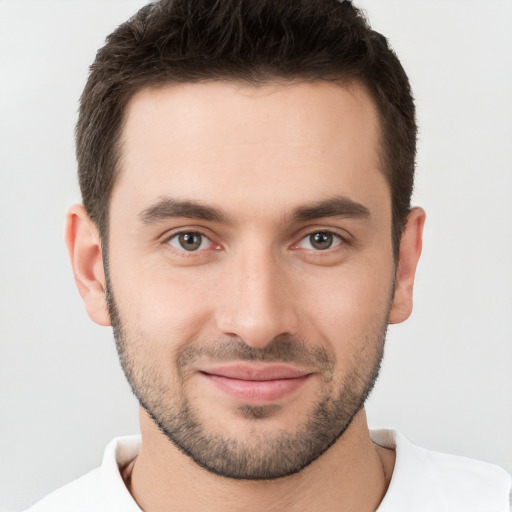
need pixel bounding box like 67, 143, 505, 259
199, 364, 313, 405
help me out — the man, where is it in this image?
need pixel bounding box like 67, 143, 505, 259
25, 0, 511, 510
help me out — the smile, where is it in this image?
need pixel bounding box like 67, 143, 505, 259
199, 364, 313, 405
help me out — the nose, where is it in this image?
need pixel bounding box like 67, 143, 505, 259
215, 248, 299, 349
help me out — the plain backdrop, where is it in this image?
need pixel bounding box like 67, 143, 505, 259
1, 0, 511, 510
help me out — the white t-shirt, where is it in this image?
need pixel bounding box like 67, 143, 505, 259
25, 429, 511, 512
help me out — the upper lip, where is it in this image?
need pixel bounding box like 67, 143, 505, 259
200, 364, 311, 381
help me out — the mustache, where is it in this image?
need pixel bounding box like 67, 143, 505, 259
176, 335, 335, 372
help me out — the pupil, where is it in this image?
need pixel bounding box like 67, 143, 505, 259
179, 233, 201, 251
311, 232, 332, 250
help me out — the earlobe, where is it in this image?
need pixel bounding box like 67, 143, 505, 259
65, 204, 111, 326
388, 207, 426, 325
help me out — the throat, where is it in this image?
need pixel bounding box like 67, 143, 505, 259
123, 409, 395, 512
121, 457, 137, 493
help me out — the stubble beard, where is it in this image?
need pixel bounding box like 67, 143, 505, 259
105, 277, 388, 480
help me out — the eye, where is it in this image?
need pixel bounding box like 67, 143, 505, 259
168, 232, 212, 252
297, 231, 343, 251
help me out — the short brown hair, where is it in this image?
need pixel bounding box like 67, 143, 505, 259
76, 0, 416, 256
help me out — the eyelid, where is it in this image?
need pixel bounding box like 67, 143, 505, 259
289, 226, 350, 250
299, 232, 343, 250
168, 232, 212, 251
161, 227, 222, 253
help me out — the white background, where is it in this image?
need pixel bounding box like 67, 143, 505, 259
1, 1, 511, 510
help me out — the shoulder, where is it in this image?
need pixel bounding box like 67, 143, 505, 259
24, 436, 142, 512
372, 429, 512, 512
24, 468, 103, 512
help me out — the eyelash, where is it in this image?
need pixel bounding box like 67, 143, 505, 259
165, 230, 220, 256
164, 228, 348, 256
291, 230, 346, 252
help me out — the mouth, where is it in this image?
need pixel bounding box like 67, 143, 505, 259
199, 364, 313, 405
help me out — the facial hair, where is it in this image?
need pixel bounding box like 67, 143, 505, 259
105, 273, 388, 480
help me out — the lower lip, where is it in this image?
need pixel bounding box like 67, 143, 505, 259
201, 373, 311, 404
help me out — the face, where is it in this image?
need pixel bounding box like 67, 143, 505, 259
103, 81, 399, 479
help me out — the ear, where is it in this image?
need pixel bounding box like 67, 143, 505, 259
65, 204, 111, 326
388, 207, 426, 324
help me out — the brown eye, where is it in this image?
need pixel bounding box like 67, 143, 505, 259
169, 232, 209, 251
296, 231, 343, 251
309, 232, 334, 250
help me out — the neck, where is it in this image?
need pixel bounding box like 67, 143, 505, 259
126, 408, 395, 512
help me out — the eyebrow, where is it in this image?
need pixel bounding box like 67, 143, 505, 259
290, 196, 371, 223
138, 195, 370, 225
139, 197, 229, 224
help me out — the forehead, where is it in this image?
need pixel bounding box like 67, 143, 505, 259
114, 80, 388, 221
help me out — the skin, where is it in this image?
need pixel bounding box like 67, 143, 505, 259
66, 80, 425, 511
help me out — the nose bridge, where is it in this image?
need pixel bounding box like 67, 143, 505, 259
215, 241, 297, 348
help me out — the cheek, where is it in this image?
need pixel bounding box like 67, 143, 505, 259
109, 256, 218, 347
108, 236, 395, 354
295, 261, 394, 353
